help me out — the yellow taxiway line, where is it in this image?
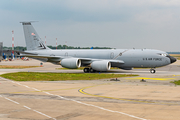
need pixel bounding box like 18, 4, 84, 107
78, 84, 155, 104
78, 83, 178, 105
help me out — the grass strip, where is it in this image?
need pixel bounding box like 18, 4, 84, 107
0, 72, 138, 81
171, 80, 180, 85
0, 65, 39, 69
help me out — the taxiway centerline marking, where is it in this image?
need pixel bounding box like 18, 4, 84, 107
78, 84, 180, 105
79, 85, 154, 104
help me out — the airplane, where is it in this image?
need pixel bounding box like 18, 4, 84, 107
18, 22, 176, 73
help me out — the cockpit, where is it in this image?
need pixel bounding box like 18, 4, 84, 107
158, 53, 176, 63
158, 53, 168, 57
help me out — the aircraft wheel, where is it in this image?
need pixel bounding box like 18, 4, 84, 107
150, 69, 156, 74
84, 68, 89, 73
90, 68, 95, 73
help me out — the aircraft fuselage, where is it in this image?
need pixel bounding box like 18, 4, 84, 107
25, 48, 175, 68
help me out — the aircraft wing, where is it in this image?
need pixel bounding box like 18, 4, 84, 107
79, 58, 124, 67
19, 53, 125, 67
12, 50, 38, 55
20, 54, 61, 59
14, 50, 62, 59
109, 59, 124, 64
108, 59, 124, 67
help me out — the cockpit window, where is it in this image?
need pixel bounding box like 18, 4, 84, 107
158, 53, 168, 57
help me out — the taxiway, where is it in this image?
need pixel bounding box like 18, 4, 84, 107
0, 59, 180, 120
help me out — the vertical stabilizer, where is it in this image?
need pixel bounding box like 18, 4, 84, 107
21, 22, 50, 51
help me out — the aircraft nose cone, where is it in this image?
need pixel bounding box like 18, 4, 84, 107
168, 56, 177, 63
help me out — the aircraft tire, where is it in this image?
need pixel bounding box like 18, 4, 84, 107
84, 68, 89, 73
90, 68, 95, 73
150, 69, 156, 74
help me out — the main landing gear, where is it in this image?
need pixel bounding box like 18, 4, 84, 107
83, 68, 96, 73
83, 68, 89, 73
150, 68, 156, 74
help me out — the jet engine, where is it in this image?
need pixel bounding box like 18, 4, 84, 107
91, 60, 111, 71
61, 58, 81, 69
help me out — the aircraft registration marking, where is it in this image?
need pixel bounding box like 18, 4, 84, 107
143, 58, 162, 61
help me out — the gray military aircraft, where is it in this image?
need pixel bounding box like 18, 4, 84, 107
19, 22, 176, 73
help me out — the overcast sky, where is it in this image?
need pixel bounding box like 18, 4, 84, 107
1, 0, 180, 51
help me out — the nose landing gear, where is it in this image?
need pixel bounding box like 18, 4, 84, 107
150, 68, 156, 73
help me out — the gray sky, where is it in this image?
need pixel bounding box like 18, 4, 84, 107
1, 0, 180, 51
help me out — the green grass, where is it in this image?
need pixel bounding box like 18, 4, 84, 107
171, 80, 180, 85
0, 72, 138, 81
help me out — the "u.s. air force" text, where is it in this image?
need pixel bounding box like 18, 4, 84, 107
143, 58, 162, 61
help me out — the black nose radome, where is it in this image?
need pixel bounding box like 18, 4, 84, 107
167, 55, 177, 63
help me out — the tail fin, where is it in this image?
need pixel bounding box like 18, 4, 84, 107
21, 22, 50, 51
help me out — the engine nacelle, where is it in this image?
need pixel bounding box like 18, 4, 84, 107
91, 60, 111, 71
61, 58, 81, 69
